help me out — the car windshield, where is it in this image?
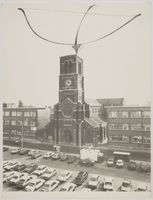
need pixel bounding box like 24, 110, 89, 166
13, 176, 18, 179
108, 159, 113, 162
60, 188, 67, 191
43, 184, 49, 188
105, 182, 112, 186
18, 179, 24, 183
46, 171, 52, 174
122, 182, 130, 187
28, 182, 35, 186
90, 177, 97, 181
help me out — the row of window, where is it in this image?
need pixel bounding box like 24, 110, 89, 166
108, 123, 150, 131
4, 119, 36, 127
109, 136, 150, 144
91, 107, 101, 114
3, 111, 36, 117
108, 111, 150, 118
4, 130, 35, 136
60, 60, 82, 75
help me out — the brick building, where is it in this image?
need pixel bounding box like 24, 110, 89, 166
105, 105, 151, 148
3, 103, 51, 140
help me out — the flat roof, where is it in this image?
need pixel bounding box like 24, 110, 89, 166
113, 151, 130, 155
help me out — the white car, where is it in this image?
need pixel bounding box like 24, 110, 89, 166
59, 183, 77, 192
120, 179, 132, 192
103, 177, 114, 191
135, 184, 147, 192
25, 178, 45, 192
43, 152, 53, 159
116, 159, 124, 168
32, 165, 48, 176
3, 171, 15, 183
10, 148, 20, 154
3, 160, 12, 167
28, 150, 37, 156
4, 161, 21, 171
16, 175, 37, 189
57, 170, 72, 182
8, 172, 28, 185
38, 180, 60, 192
88, 174, 100, 189
40, 168, 57, 180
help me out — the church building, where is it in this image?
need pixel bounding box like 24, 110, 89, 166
53, 54, 107, 147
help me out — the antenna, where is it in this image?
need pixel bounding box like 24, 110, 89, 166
18, 6, 141, 54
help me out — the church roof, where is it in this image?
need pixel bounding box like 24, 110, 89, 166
85, 116, 106, 128
97, 98, 124, 106
85, 98, 101, 106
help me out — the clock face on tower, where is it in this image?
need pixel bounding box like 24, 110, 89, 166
65, 79, 72, 87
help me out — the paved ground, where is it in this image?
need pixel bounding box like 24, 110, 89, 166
3, 147, 151, 192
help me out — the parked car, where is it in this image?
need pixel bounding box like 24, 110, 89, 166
137, 162, 151, 173
3, 160, 12, 167
40, 168, 57, 181
57, 170, 72, 182
106, 158, 114, 167
25, 178, 45, 192
59, 183, 77, 192
103, 177, 114, 191
88, 174, 100, 189
31, 151, 42, 159
120, 179, 132, 192
60, 153, 68, 161
28, 150, 37, 156
38, 180, 60, 192
72, 171, 88, 186
43, 152, 53, 159
135, 184, 147, 192
3, 171, 15, 183
79, 159, 94, 167
32, 165, 48, 176
16, 175, 37, 189
51, 152, 61, 160
19, 148, 30, 155
81, 187, 92, 192
116, 159, 124, 168
67, 156, 76, 164
13, 163, 27, 172
3, 147, 9, 152
4, 161, 21, 171
128, 160, 137, 171
23, 164, 38, 174
10, 148, 21, 154
8, 172, 28, 185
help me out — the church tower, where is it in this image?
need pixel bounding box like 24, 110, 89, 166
53, 55, 86, 146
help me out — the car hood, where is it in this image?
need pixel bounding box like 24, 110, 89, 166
121, 186, 130, 192
39, 187, 49, 192
10, 178, 19, 183
104, 184, 113, 189
25, 186, 35, 192
88, 181, 98, 186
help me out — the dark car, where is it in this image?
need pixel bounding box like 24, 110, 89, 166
51, 152, 60, 160
67, 156, 76, 164
60, 153, 68, 161
19, 149, 30, 155
13, 163, 27, 172
3, 147, 9, 152
127, 160, 137, 171
79, 159, 94, 167
31, 152, 42, 159
106, 158, 114, 167
72, 171, 88, 186
23, 164, 38, 174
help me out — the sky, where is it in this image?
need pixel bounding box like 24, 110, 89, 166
0, 0, 152, 107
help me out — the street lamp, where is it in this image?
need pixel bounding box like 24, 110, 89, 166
72, 119, 84, 149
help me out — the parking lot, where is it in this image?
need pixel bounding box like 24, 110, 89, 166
3, 147, 151, 192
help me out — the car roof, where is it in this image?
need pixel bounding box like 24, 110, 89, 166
38, 165, 46, 168
122, 179, 131, 184
90, 174, 99, 178
104, 177, 113, 182
29, 178, 43, 183
60, 170, 71, 174
45, 180, 59, 184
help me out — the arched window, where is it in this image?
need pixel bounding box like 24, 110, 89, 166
64, 61, 68, 74
68, 60, 72, 74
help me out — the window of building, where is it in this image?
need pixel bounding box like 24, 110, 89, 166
118, 111, 128, 118
17, 111, 22, 117
11, 130, 16, 135
108, 111, 118, 118
131, 124, 142, 131
132, 136, 143, 143
4, 119, 10, 125
16, 131, 22, 136
24, 120, 29, 126
11, 120, 16, 126
24, 112, 30, 117
17, 120, 23, 126
4, 111, 10, 116
30, 111, 36, 117
64, 119, 72, 126
109, 124, 129, 130
24, 130, 29, 136
109, 135, 129, 143
142, 111, 151, 118
131, 111, 141, 118
11, 111, 16, 116
143, 124, 151, 131
78, 62, 82, 74
68, 60, 72, 74
143, 137, 150, 144
30, 121, 36, 127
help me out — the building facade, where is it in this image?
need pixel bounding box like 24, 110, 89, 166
3, 103, 50, 140
106, 106, 151, 148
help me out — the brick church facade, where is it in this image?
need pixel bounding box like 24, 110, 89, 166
52, 55, 107, 147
